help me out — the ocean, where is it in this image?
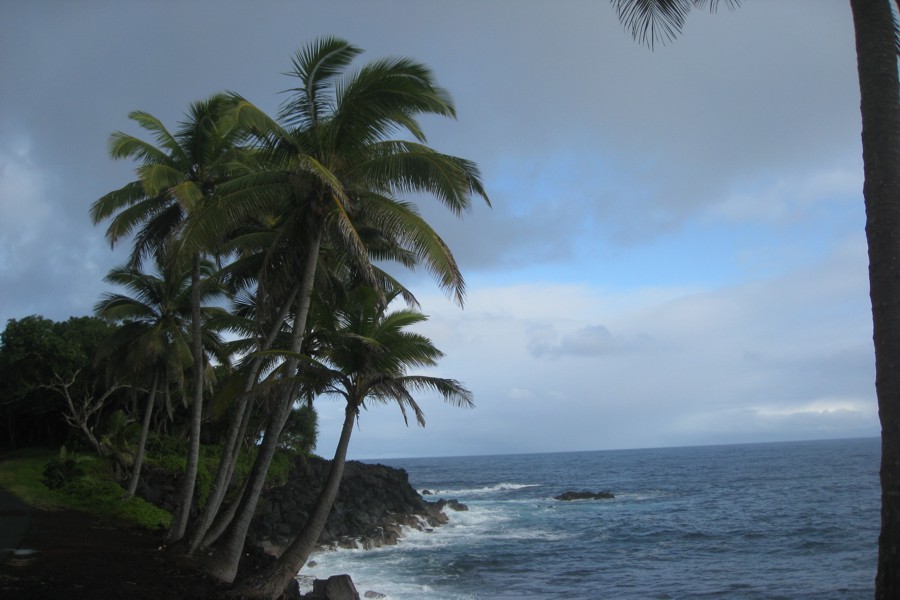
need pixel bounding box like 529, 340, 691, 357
299, 437, 880, 599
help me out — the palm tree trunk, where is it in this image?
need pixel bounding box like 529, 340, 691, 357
200, 387, 293, 583
199, 467, 251, 551
233, 403, 357, 599
849, 1, 900, 598
159, 371, 173, 433
125, 369, 159, 498
200, 228, 323, 583
168, 252, 206, 543
185, 285, 301, 554
184, 390, 254, 553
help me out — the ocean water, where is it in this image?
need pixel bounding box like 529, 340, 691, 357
299, 437, 880, 599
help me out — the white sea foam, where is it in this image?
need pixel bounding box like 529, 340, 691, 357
298, 503, 547, 598
420, 482, 540, 496
300, 543, 476, 600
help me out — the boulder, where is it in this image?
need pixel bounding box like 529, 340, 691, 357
554, 490, 615, 501
303, 574, 360, 600
434, 498, 469, 512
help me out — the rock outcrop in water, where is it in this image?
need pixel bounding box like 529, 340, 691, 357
553, 490, 615, 501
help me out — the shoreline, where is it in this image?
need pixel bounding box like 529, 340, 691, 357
0, 467, 462, 600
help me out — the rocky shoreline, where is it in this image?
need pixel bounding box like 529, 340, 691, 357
137, 454, 464, 557
0, 453, 462, 600
249, 456, 464, 555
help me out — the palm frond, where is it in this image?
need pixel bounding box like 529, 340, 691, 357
90, 179, 146, 222
108, 132, 172, 165
611, 0, 740, 49
127, 111, 186, 160
280, 37, 363, 132
331, 55, 456, 148
101, 193, 170, 250
357, 194, 466, 305
357, 141, 490, 213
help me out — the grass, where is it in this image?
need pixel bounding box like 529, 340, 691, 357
0, 447, 172, 531
0, 447, 65, 509
0, 441, 300, 533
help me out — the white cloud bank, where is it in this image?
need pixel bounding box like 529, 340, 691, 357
318, 233, 877, 459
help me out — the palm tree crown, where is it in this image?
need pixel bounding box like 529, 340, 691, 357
314, 287, 473, 425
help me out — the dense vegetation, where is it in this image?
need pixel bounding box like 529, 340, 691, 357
0, 37, 488, 599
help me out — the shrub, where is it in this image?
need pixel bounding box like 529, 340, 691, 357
41, 446, 91, 490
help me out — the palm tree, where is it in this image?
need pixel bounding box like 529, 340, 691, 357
847, 3, 900, 597
95, 247, 228, 498
183, 201, 439, 554
181, 274, 300, 555
613, 1, 900, 596
197, 37, 489, 583
90, 94, 249, 541
233, 287, 473, 599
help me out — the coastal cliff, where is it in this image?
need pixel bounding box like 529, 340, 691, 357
136, 455, 457, 556
249, 456, 453, 555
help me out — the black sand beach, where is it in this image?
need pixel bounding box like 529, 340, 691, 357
0, 498, 229, 599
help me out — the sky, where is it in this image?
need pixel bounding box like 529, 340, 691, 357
0, 1, 878, 459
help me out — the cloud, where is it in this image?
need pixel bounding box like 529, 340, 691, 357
505, 388, 536, 402
317, 232, 877, 458
0, 136, 52, 255
711, 165, 862, 225
667, 397, 877, 446
527, 323, 651, 358
0, 133, 128, 325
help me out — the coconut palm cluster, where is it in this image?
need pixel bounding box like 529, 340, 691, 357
89, 37, 489, 598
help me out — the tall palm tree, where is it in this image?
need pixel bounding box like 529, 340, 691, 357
613, 1, 900, 596
95, 247, 229, 498
234, 287, 472, 599
184, 202, 437, 554
181, 276, 300, 554
848, 3, 900, 597
197, 37, 489, 583
90, 94, 249, 541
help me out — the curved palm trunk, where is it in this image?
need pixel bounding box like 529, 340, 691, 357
234, 403, 357, 599
164, 373, 175, 432
850, 2, 900, 598
201, 387, 293, 582
196, 407, 256, 551
185, 285, 301, 554
201, 228, 323, 583
125, 369, 159, 498
199, 465, 251, 550
185, 391, 254, 553
168, 252, 206, 543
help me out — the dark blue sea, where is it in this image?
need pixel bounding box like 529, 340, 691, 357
299, 437, 880, 599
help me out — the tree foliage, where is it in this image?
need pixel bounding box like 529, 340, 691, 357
0, 315, 116, 448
